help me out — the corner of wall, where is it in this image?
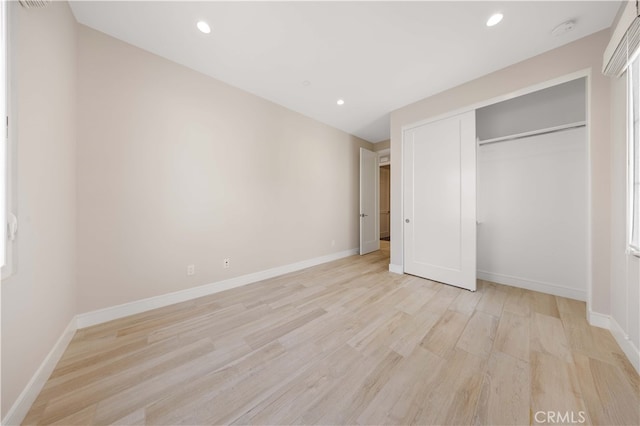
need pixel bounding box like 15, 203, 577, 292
1, 317, 78, 426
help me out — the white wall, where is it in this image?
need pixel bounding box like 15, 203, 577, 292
373, 139, 390, 151
390, 30, 612, 316
76, 25, 371, 314
2, 4, 372, 418
1, 2, 77, 419
477, 127, 588, 300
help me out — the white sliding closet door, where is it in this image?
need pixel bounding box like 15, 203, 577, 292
403, 111, 476, 291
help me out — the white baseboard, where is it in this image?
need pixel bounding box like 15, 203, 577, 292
389, 263, 403, 274
609, 317, 640, 375
76, 248, 359, 329
2, 317, 78, 426
587, 310, 610, 329
477, 270, 586, 301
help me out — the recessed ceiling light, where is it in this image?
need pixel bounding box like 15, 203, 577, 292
486, 13, 503, 27
337, 99, 345, 106
302, 80, 311, 87
197, 20, 211, 34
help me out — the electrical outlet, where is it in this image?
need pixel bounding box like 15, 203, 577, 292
187, 264, 195, 276
223, 258, 230, 269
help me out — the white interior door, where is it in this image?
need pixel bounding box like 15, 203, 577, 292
403, 111, 476, 291
360, 147, 379, 255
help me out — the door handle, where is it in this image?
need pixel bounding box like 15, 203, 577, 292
360, 213, 368, 218
405, 219, 410, 223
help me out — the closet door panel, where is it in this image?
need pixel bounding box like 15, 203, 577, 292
403, 111, 476, 291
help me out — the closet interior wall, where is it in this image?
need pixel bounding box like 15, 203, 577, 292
476, 78, 589, 300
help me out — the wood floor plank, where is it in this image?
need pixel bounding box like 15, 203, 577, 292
356, 346, 436, 425
110, 408, 145, 425
143, 342, 286, 425
475, 351, 529, 426
421, 284, 460, 316
244, 307, 327, 349
50, 404, 96, 426
38, 337, 216, 424
420, 309, 470, 357
531, 291, 561, 318
340, 349, 404, 424
295, 350, 380, 425
574, 353, 640, 426
494, 310, 530, 361
413, 348, 486, 425
389, 310, 440, 357
92, 339, 252, 424
233, 344, 361, 425
456, 310, 498, 358
530, 312, 573, 362
476, 286, 507, 317
395, 286, 437, 315
503, 286, 532, 317
386, 348, 447, 425
449, 289, 482, 315
22, 246, 639, 425
531, 351, 589, 423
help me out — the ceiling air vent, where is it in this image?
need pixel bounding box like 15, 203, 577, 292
19, 0, 51, 8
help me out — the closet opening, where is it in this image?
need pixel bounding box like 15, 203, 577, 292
476, 77, 588, 300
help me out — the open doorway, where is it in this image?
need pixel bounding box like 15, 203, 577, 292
380, 165, 390, 241
377, 148, 391, 242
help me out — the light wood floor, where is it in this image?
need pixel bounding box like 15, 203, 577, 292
24, 242, 640, 425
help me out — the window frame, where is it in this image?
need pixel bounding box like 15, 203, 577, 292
629, 53, 640, 257
1, 0, 15, 279
0, 0, 7, 271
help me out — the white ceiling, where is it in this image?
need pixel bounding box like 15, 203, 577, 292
69, 1, 620, 143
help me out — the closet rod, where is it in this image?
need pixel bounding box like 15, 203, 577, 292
477, 121, 586, 146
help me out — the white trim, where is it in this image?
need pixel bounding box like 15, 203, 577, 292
389, 263, 403, 274
76, 248, 358, 329
396, 70, 592, 276
588, 311, 611, 329
477, 271, 586, 301
398, 70, 590, 135
609, 316, 640, 375
377, 148, 390, 166
585, 69, 594, 331
2, 1, 17, 280
2, 317, 77, 426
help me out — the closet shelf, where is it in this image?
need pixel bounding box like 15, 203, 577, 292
477, 121, 586, 146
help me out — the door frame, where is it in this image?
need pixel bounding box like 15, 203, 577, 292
397, 69, 592, 313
